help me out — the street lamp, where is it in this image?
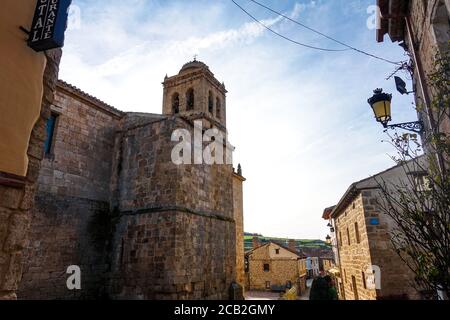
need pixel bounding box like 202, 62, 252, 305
367, 88, 424, 134
325, 235, 331, 244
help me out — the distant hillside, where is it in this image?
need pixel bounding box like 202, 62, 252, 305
244, 232, 331, 254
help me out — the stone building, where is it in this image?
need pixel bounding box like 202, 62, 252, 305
329, 160, 427, 300
376, 0, 450, 135
244, 242, 307, 295
17, 60, 246, 300
321, 258, 335, 273
0, 1, 63, 300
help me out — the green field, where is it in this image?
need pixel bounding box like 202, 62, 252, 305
243, 233, 330, 252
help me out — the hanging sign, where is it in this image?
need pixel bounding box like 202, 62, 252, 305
28, 0, 72, 52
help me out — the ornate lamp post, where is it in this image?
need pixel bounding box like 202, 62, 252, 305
367, 88, 424, 134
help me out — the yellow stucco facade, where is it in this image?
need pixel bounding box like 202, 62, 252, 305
0, 0, 47, 176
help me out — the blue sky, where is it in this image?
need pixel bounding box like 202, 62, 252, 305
60, 0, 418, 240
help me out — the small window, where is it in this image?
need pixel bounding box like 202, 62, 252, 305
355, 222, 361, 244
352, 202, 356, 209
275, 249, 280, 254
362, 271, 367, 289
265, 281, 271, 289
286, 281, 292, 289
339, 231, 342, 247
263, 263, 270, 272
172, 92, 180, 114
347, 227, 351, 245
216, 97, 221, 119
186, 88, 194, 110
208, 91, 213, 113
344, 269, 347, 283
44, 113, 58, 156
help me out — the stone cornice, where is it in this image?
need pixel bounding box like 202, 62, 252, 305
163, 69, 227, 94
120, 205, 235, 223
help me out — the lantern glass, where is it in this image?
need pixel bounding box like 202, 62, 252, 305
368, 89, 392, 127
372, 100, 391, 125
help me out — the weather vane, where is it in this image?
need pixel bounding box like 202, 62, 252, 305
193, 54, 198, 61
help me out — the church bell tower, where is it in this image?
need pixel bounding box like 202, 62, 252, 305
162, 59, 228, 130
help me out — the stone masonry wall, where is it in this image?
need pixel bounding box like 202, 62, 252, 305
18, 83, 123, 299
0, 49, 61, 300
363, 189, 420, 300
246, 244, 302, 291
108, 115, 236, 299
233, 174, 245, 289
335, 193, 377, 300
407, 0, 450, 134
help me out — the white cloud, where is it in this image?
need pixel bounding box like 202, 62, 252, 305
59, 0, 417, 239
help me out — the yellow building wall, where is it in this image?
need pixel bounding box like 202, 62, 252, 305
0, 0, 46, 176
247, 243, 303, 291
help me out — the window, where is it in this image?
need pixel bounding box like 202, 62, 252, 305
286, 281, 292, 289
362, 271, 367, 289
275, 249, 280, 254
172, 92, 180, 114
344, 269, 347, 283
355, 222, 360, 244
351, 276, 359, 300
263, 263, 270, 272
339, 231, 342, 247
44, 113, 58, 156
216, 97, 221, 119
347, 227, 351, 245
186, 88, 194, 110
265, 281, 271, 289
208, 91, 213, 113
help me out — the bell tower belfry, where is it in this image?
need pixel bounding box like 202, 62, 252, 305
162, 59, 228, 129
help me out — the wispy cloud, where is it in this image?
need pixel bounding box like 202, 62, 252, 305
60, 0, 417, 239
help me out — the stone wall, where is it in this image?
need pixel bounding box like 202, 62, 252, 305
363, 189, 420, 300
335, 193, 377, 300
108, 115, 236, 299
246, 243, 303, 291
37, 82, 123, 200
15, 60, 241, 300
233, 173, 245, 288
0, 49, 62, 300
406, 0, 450, 134
18, 81, 123, 299
335, 189, 420, 300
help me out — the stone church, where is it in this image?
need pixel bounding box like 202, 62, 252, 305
17, 60, 245, 300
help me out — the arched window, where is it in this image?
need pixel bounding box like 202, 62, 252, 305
216, 97, 221, 119
208, 91, 214, 114
172, 92, 180, 114
186, 88, 194, 111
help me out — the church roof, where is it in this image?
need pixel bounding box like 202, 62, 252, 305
179, 60, 209, 73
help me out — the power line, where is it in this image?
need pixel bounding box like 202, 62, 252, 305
244, 0, 403, 65
231, 0, 349, 52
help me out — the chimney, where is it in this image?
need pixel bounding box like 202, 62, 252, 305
288, 239, 297, 252
252, 237, 260, 249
